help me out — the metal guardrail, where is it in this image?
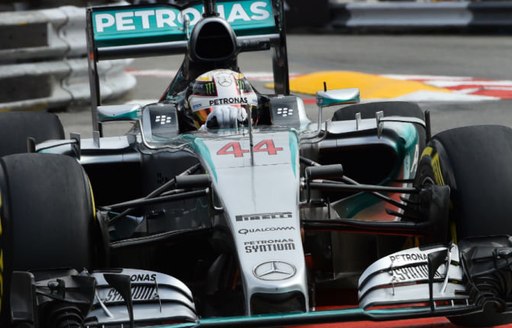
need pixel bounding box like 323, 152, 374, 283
0, 4, 135, 112
0, 58, 134, 112
329, 1, 512, 30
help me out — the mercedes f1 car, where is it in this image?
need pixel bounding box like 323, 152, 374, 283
2, 0, 512, 327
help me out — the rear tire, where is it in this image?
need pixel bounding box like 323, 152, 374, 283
0, 153, 95, 325
416, 125, 512, 326
0, 112, 64, 157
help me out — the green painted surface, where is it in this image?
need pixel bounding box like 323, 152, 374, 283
182, 134, 218, 181
153, 306, 447, 327
92, 0, 276, 47
289, 130, 299, 177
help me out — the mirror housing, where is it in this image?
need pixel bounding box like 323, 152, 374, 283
98, 104, 141, 123
311, 88, 361, 138
316, 88, 360, 108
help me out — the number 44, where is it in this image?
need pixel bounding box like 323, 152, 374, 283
217, 139, 283, 158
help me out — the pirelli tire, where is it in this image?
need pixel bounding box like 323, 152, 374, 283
331, 101, 426, 148
0, 112, 64, 157
415, 125, 512, 327
0, 153, 95, 325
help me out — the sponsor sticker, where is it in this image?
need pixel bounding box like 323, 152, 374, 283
102, 273, 158, 303
244, 238, 295, 253
104, 286, 156, 303
154, 115, 172, 125
209, 97, 249, 106
235, 211, 292, 222
92, 0, 275, 43
130, 273, 157, 282
238, 226, 296, 235
217, 73, 234, 87
253, 261, 296, 281
391, 265, 442, 281
389, 253, 428, 262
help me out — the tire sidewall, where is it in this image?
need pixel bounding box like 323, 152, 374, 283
0, 153, 94, 325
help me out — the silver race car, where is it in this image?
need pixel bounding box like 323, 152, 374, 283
2, 0, 512, 327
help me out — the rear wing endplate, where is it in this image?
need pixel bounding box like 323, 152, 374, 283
86, 0, 289, 135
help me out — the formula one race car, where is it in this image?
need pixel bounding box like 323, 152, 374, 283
2, 0, 512, 327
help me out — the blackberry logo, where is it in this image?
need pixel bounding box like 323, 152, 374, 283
155, 115, 172, 125
276, 107, 294, 117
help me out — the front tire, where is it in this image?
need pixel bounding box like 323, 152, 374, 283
416, 125, 512, 326
0, 153, 95, 325
417, 125, 512, 240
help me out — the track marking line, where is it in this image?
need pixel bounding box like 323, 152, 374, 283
127, 69, 512, 101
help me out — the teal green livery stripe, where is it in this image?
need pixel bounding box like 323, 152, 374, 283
289, 130, 299, 177
155, 306, 445, 327
98, 111, 139, 121
182, 135, 218, 182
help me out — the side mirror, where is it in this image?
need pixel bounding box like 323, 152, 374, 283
312, 88, 360, 135
98, 104, 141, 123
316, 88, 360, 108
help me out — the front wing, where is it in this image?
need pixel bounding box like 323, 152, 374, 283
10, 237, 512, 327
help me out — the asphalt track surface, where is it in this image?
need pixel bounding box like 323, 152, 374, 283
59, 34, 512, 137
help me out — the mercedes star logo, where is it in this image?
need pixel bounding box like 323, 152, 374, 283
253, 261, 296, 281
216, 74, 233, 87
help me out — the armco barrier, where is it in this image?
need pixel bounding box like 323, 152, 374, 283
0, 4, 135, 112
0, 58, 134, 112
0, 6, 86, 61
329, 1, 512, 30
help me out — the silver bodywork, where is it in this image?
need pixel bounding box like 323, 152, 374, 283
359, 245, 467, 309
189, 130, 307, 313
88, 269, 197, 325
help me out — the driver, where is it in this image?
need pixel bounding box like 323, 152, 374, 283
184, 69, 259, 131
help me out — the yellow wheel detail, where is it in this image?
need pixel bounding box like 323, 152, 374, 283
431, 153, 445, 185
420, 146, 433, 158
420, 147, 445, 186
416, 145, 453, 244
88, 179, 96, 221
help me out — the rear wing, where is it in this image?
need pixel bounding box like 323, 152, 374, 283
86, 0, 289, 135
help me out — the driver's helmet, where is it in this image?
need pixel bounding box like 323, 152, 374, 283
187, 69, 258, 129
